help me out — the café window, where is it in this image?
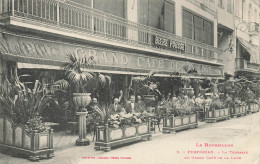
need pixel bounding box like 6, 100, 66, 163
182, 9, 213, 46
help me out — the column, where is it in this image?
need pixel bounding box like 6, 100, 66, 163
76, 112, 89, 146
127, 0, 138, 42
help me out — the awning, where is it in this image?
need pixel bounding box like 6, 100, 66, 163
0, 29, 224, 78
238, 37, 260, 64
17, 62, 224, 79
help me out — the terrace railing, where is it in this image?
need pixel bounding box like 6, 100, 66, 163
1, 0, 223, 64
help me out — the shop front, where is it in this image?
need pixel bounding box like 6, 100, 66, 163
0, 27, 224, 96
0, 26, 225, 159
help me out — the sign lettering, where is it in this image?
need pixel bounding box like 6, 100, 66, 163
155, 36, 168, 47
3, 33, 223, 76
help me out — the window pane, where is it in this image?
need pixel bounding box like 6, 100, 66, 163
194, 15, 204, 43
182, 10, 193, 39
164, 1, 175, 34
203, 20, 213, 46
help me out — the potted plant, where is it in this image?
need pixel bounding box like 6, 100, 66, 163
92, 105, 152, 152
131, 70, 161, 106
0, 77, 54, 161
162, 96, 198, 133
205, 96, 230, 123
62, 53, 96, 112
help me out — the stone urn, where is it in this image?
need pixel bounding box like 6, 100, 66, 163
73, 93, 91, 111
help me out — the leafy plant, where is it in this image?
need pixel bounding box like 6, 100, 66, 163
132, 70, 161, 96
62, 53, 96, 93
0, 77, 53, 133
92, 104, 113, 125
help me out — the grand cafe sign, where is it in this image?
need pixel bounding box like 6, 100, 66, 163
2, 32, 223, 76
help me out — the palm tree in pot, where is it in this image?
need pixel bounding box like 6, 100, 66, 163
62, 53, 96, 112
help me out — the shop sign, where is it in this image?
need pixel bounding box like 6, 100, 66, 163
154, 36, 185, 51
2, 33, 222, 76
155, 36, 168, 47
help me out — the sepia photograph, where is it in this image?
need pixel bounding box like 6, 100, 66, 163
0, 0, 259, 164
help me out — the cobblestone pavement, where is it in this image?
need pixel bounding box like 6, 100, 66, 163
0, 113, 260, 164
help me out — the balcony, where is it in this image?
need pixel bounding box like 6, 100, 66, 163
236, 58, 260, 72
0, 0, 223, 65
249, 22, 259, 35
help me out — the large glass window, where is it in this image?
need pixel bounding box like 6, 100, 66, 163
182, 9, 213, 46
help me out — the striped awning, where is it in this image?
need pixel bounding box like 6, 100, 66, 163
238, 37, 260, 64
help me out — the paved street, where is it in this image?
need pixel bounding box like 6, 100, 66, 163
1, 112, 260, 164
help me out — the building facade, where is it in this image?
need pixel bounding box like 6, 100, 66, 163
1, 0, 258, 99
0, 0, 227, 100
234, 0, 260, 80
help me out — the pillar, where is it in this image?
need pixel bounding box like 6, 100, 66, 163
76, 112, 89, 146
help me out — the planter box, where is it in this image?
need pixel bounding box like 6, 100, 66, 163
162, 114, 198, 133
95, 120, 151, 152
205, 108, 230, 123
231, 105, 247, 118
0, 116, 54, 161
247, 103, 259, 114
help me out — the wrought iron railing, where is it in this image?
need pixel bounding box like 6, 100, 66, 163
1, 0, 223, 64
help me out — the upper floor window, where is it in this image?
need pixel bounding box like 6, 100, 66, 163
182, 9, 213, 46
138, 0, 175, 34
227, 0, 233, 13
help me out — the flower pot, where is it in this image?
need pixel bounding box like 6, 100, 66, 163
143, 95, 155, 107
73, 93, 91, 111
162, 113, 198, 133
95, 121, 152, 152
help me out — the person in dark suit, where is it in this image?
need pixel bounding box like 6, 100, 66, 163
118, 90, 127, 107
86, 98, 101, 114
109, 98, 124, 114
126, 96, 143, 113
136, 95, 145, 109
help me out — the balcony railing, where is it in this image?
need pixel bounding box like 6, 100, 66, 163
236, 58, 260, 72
249, 22, 259, 33
1, 0, 223, 64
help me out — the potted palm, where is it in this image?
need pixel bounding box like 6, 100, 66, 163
62, 53, 96, 112
62, 53, 96, 146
